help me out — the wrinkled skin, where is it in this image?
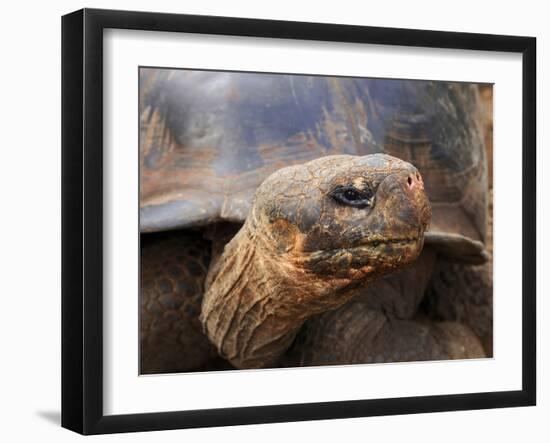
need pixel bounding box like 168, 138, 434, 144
200, 154, 431, 369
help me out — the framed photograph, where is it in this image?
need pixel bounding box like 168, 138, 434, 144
61, 8, 536, 435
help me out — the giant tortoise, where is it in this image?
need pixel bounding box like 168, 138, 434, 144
139, 69, 492, 373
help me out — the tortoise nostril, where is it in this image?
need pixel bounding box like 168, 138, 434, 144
407, 172, 424, 191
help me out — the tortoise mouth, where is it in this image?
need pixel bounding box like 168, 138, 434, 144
305, 236, 423, 267
313, 236, 421, 255
298, 235, 423, 275
358, 236, 420, 249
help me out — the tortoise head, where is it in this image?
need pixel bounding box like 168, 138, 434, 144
251, 154, 431, 281
203, 153, 431, 368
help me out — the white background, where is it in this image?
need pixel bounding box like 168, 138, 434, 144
0, 0, 547, 441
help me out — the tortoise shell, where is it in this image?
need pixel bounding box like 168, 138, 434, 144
139, 69, 488, 260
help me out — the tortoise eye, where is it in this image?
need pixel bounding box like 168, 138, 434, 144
343, 189, 362, 201
330, 186, 374, 208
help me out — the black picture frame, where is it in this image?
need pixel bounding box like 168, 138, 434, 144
61, 8, 536, 435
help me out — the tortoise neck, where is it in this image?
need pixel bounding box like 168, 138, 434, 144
200, 217, 361, 369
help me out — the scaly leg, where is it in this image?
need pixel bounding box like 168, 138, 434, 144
283, 249, 485, 367
422, 258, 493, 356
140, 230, 223, 374
284, 297, 484, 367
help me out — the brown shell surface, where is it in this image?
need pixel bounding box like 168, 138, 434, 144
140, 69, 489, 251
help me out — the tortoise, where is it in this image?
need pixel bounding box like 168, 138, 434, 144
139, 69, 492, 373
